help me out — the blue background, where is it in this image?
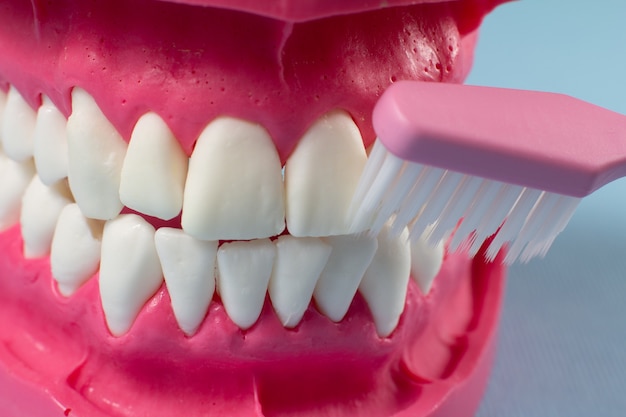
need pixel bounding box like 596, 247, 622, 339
466, 1, 626, 416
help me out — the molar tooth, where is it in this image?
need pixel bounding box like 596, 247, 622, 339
20, 176, 72, 258
268, 236, 331, 328
99, 214, 163, 336
314, 234, 378, 322
51, 204, 104, 296
359, 223, 411, 337
155, 228, 217, 336
285, 111, 367, 237
66, 88, 127, 220
120, 113, 188, 220
1, 86, 36, 162
410, 227, 445, 295
33, 96, 69, 185
182, 117, 285, 240
216, 239, 275, 329
0, 153, 35, 231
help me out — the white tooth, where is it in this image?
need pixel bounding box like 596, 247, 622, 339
51, 204, 104, 296
410, 226, 445, 295
182, 117, 284, 240
20, 176, 72, 258
66, 88, 127, 220
0, 88, 6, 133
268, 236, 331, 328
314, 234, 378, 322
285, 111, 367, 237
216, 239, 275, 329
155, 228, 217, 336
1, 86, 36, 162
99, 214, 163, 336
0, 153, 35, 231
120, 113, 188, 220
359, 223, 411, 337
33, 96, 69, 185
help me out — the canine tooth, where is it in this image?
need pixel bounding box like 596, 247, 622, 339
216, 239, 275, 329
410, 227, 445, 295
120, 113, 188, 220
20, 176, 72, 258
100, 214, 163, 336
0, 153, 35, 231
314, 234, 378, 322
66, 88, 127, 220
285, 111, 367, 237
33, 96, 69, 185
155, 228, 217, 336
182, 117, 284, 240
1, 86, 36, 162
51, 204, 104, 296
359, 223, 411, 337
268, 236, 331, 328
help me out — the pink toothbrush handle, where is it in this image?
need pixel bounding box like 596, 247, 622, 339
373, 81, 626, 198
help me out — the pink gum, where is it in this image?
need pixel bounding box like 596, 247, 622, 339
159, 0, 511, 23
0, 0, 476, 161
0, 224, 506, 417
0, 332, 498, 417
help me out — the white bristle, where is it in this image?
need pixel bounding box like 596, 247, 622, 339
466, 183, 525, 256
517, 195, 579, 263
449, 180, 503, 251
349, 140, 398, 233
425, 175, 483, 245
485, 188, 543, 260
502, 192, 562, 263
368, 160, 423, 235
408, 171, 464, 240
350, 140, 581, 264
390, 166, 446, 236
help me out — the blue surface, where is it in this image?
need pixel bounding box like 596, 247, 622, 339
466, 1, 626, 416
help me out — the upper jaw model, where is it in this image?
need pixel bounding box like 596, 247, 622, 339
0, 0, 508, 416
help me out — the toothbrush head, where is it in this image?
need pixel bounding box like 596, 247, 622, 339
351, 81, 626, 263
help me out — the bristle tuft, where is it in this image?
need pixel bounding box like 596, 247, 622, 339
350, 139, 581, 263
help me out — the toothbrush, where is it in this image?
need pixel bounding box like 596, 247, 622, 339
350, 80, 626, 264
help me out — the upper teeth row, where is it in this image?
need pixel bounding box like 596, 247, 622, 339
0, 85, 445, 337
2, 85, 371, 240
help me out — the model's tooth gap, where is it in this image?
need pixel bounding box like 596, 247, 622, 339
0, 83, 448, 337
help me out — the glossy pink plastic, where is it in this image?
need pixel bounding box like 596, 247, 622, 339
374, 81, 626, 197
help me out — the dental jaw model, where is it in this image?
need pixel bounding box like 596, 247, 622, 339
0, 0, 508, 416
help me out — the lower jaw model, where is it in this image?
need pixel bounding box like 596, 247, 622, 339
0, 1, 509, 416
